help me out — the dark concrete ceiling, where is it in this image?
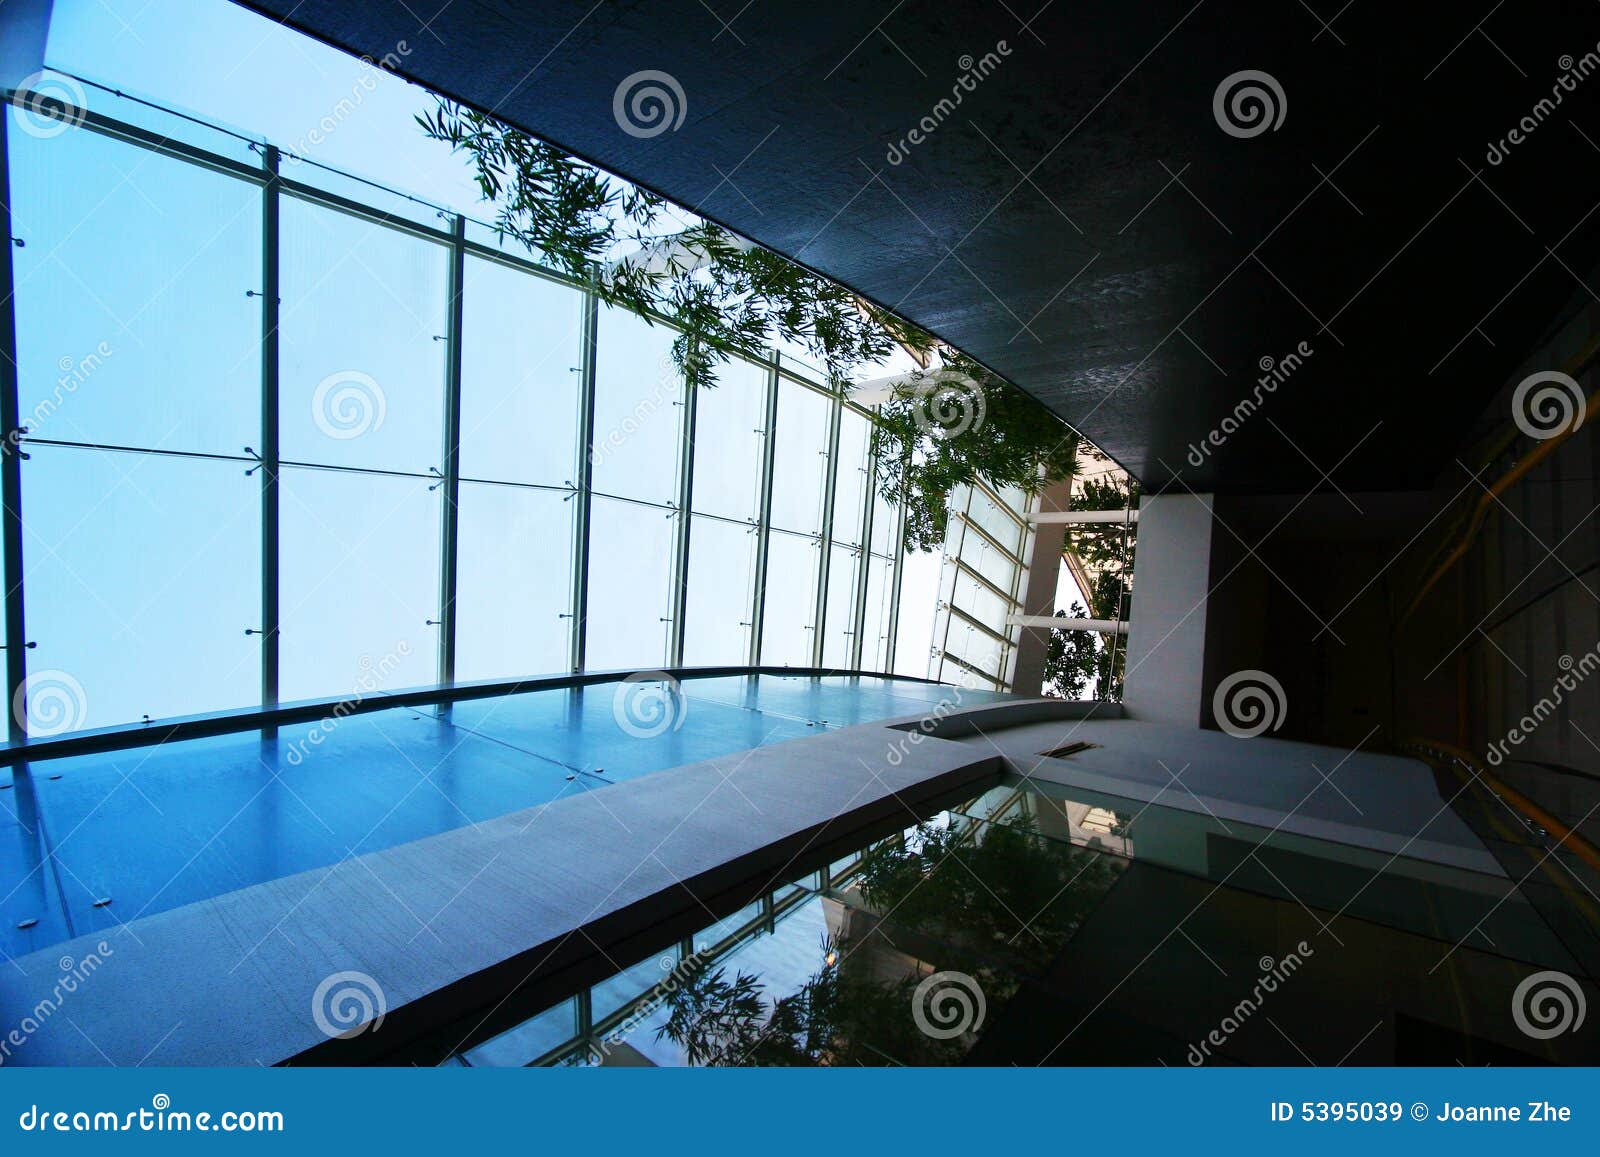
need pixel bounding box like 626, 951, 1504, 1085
237, 0, 1600, 494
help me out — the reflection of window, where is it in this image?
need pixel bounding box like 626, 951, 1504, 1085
279, 198, 448, 472
585, 496, 674, 671
456, 484, 574, 680
279, 467, 441, 701
21, 445, 261, 729
683, 516, 758, 666
760, 530, 820, 666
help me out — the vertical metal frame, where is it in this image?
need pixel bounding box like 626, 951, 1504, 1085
747, 358, 779, 666
810, 389, 842, 667
884, 496, 907, 673
259, 145, 282, 715
436, 214, 466, 688
0, 112, 29, 740
569, 292, 599, 673
666, 351, 697, 665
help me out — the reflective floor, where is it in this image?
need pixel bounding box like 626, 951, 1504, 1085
0, 674, 999, 959
460, 776, 1600, 1066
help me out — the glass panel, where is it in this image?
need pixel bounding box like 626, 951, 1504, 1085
585, 496, 673, 671
691, 358, 767, 522
860, 555, 893, 673
966, 489, 1024, 555
967, 537, 1020, 595
590, 306, 681, 503
279, 467, 440, 701
459, 257, 585, 486
8, 127, 260, 456
892, 548, 940, 679
20, 444, 260, 731
592, 953, 676, 1023
944, 621, 1008, 681
279, 196, 448, 472
682, 516, 757, 667
830, 409, 871, 547
821, 545, 859, 668
869, 489, 900, 557
760, 530, 819, 666
456, 483, 574, 681
952, 567, 1013, 629
769, 377, 831, 534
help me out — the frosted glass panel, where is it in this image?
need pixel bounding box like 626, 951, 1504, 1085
821, 544, 859, 669
456, 483, 574, 681
459, 257, 585, 486
860, 555, 893, 673
692, 358, 767, 522
8, 126, 260, 456
585, 496, 673, 671
590, 307, 682, 503
830, 409, 871, 547
279, 467, 441, 700
682, 516, 757, 666
769, 378, 831, 534
760, 531, 819, 667
20, 444, 260, 730
279, 197, 448, 472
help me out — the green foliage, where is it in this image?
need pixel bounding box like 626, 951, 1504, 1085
1043, 601, 1101, 700
420, 98, 1081, 550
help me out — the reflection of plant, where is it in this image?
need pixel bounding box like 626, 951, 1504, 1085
856, 817, 1120, 970
655, 939, 965, 1066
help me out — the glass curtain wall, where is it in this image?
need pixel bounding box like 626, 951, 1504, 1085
0, 95, 910, 738
925, 482, 1031, 690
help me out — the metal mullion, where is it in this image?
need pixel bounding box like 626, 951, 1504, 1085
0, 112, 29, 740
23, 99, 266, 186
667, 352, 697, 665
436, 215, 466, 688
747, 359, 779, 665
570, 292, 599, 673
951, 555, 1020, 607
277, 179, 453, 247
950, 509, 1025, 566
260, 145, 282, 715
883, 450, 909, 674
947, 602, 1013, 646
811, 390, 842, 667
